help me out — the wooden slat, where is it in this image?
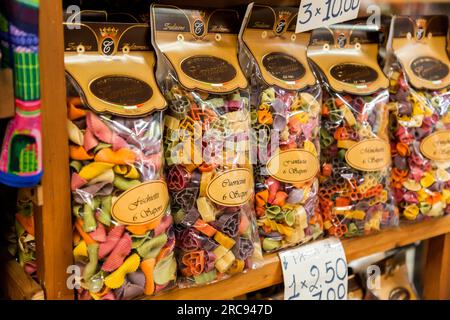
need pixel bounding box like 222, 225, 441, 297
0, 69, 15, 119
0, 259, 44, 300
151, 216, 450, 300
35, 0, 74, 300
423, 233, 450, 299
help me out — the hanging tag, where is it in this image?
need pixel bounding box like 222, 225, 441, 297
279, 237, 348, 300
296, 0, 361, 33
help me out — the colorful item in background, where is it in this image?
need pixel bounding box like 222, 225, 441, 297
65, 18, 175, 300
15, 188, 37, 278
0, 0, 42, 188
240, 5, 324, 252
308, 20, 398, 237
151, 4, 262, 288
386, 16, 450, 221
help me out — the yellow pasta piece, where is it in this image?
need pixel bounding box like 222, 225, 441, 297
337, 140, 357, 149
197, 197, 216, 222
214, 231, 236, 250
199, 171, 214, 197
215, 251, 235, 273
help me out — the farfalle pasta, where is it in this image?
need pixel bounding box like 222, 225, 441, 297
151, 4, 262, 287
239, 4, 323, 252
385, 16, 450, 221
308, 20, 398, 237
64, 16, 176, 300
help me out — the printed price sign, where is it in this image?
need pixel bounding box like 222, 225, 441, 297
296, 0, 361, 33
279, 237, 348, 300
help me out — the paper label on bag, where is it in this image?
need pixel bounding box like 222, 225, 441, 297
279, 237, 348, 300
151, 4, 248, 93
64, 22, 166, 116
240, 4, 316, 90
111, 181, 169, 225
206, 168, 252, 206
266, 149, 319, 183
295, 0, 361, 33
345, 138, 391, 171
390, 16, 450, 90
420, 130, 450, 161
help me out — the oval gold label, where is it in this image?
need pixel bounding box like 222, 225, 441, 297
411, 57, 449, 82
111, 180, 169, 226
181, 55, 237, 84
206, 168, 252, 207
262, 52, 306, 82
330, 63, 378, 85
266, 149, 319, 183
90, 76, 153, 106
420, 130, 450, 161
345, 138, 391, 171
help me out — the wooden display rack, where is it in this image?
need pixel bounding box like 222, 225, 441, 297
3, 0, 450, 300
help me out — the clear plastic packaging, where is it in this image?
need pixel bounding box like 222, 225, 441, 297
308, 21, 398, 237
239, 4, 323, 252
385, 16, 450, 221
151, 4, 262, 288
65, 17, 176, 300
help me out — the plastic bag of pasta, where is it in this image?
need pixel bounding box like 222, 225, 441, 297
308, 20, 398, 238
385, 16, 450, 221
64, 16, 176, 300
239, 4, 322, 252
151, 4, 262, 288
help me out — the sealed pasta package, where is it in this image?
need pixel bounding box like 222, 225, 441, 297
151, 4, 262, 287
385, 16, 450, 221
308, 20, 398, 238
64, 16, 177, 299
239, 4, 322, 252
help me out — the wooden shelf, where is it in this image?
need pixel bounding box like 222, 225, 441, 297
150, 215, 450, 300
0, 258, 44, 300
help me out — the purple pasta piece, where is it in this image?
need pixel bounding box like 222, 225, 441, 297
177, 228, 202, 252
201, 237, 219, 251
182, 209, 200, 227
189, 171, 201, 188
273, 114, 287, 131
121, 282, 145, 300
272, 98, 286, 114
114, 284, 125, 300
233, 237, 254, 261
127, 271, 146, 287
394, 155, 408, 170
215, 211, 239, 238
172, 187, 199, 211
204, 251, 216, 272
73, 182, 113, 204
429, 182, 444, 192
287, 189, 303, 204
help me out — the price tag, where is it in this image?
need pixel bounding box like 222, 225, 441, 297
279, 237, 348, 300
296, 0, 361, 33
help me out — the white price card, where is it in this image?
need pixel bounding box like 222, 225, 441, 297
296, 0, 361, 33
279, 237, 348, 300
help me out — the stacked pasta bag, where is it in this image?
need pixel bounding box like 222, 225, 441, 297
239, 4, 323, 252
65, 12, 176, 299
151, 4, 262, 287
385, 16, 450, 221
308, 20, 398, 238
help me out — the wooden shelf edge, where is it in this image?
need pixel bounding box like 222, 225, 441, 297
0, 259, 44, 300
149, 215, 450, 300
